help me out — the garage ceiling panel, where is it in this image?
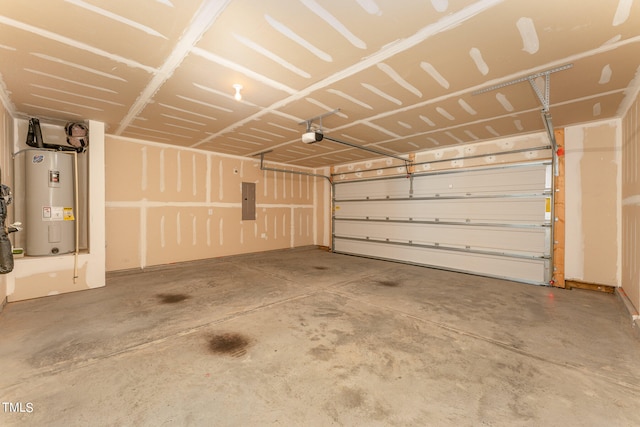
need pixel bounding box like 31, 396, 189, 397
1, 0, 639, 167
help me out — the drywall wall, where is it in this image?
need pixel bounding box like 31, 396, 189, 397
622, 91, 640, 313
6, 120, 105, 302
105, 136, 330, 271
565, 119, 620, 287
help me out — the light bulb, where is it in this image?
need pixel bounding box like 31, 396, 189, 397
233, 84, 243, 101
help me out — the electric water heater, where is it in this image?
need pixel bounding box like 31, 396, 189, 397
24, 149, 75, 256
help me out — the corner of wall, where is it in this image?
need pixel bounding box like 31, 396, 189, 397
621, 88, 640, 314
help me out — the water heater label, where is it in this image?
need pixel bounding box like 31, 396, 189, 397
32, 154, 44, 164
42, 206, 65, 221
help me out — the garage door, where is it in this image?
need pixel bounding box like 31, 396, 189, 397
333, 161, 553, 285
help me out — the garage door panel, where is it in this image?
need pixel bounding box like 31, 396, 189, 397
332, 161, 552, 285
333, 221, 549, 255
411, 165, 550, 197
335, 164, 551, 200
335, 198, 548, 223
333, 239, 547, 285
334, 177, 410, 199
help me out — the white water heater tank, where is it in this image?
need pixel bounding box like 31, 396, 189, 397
25, 149, 75, 256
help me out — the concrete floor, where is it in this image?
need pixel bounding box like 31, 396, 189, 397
1, 247, 639, 426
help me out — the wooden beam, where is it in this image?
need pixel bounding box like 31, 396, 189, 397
553, 129, 566, 288
565, 280, 615, 294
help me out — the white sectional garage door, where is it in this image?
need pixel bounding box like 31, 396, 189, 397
333, 162, 553, 285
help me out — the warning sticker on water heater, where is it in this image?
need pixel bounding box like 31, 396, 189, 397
64, 208, 75, 220
42, 206, 74, 221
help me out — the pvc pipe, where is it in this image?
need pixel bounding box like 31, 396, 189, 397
73, 151, 79, 284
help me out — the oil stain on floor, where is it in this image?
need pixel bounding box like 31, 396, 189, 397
157, 293, 190, 304
374, 280, 400, 287
208, 333, 251, 358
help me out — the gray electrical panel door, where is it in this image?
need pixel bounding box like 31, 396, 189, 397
242, 182, 256, 220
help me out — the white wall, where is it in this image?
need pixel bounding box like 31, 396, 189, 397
564, 119, 621, 287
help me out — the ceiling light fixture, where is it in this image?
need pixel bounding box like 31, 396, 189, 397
232, 84, 243, 101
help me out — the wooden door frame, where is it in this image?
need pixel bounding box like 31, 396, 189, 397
553, 129, 566, 288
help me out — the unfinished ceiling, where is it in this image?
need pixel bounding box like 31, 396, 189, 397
1, 0, 639, 167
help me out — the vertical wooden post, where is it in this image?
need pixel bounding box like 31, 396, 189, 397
553, 129, 566, 288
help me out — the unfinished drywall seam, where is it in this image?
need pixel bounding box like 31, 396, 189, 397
256, 203, 313, 209
273, 215, 277, 240
290, 207, 295, 247
218, 160, 224, 200
106, 201, 244, 209
613, 0, 633, 26
206, 155, 212, 204
282, 213, 286, 239
0, 72, 16, 117
109, 134, 316, 172
0, 16, 155, 73
114, 0, 232, 134
263, 212, 269, 239
283, 168, 287, 199
274, 170, 278, 200
192, 154, 197, 196
617, 65, 640, 118
263, 170, 268, 197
